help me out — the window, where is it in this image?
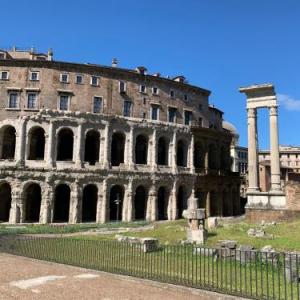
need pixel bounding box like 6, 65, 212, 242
76, 75, 83, 84
142, 112, 146, 119
151, 105, 159, 121
93, 96, 102, 113
199, 104, 203, 111
169, 90, 175, 98
123, 101, 132, 117
8, 93, 19, 108
1, 71, 9, 80
27, 93, 37, 109
198, 117, 203, 127
184, 111, 192, 125
168, 107, 177, 123
59, 95, 69, 111
30, 71, 39, 81
140, 85, 146, 93
143, 97, 146, 105
60, 73, 69, 83
90, 76, 99, 86
184, 94, 189, 102
152, 86, 159, 95
119, 81, 126, 93
0, 53, 5, 59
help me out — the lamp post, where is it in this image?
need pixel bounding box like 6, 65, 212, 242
114, 193, 121, 222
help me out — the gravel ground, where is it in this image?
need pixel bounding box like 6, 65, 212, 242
0, 253, 244, 300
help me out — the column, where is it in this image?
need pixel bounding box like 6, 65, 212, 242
102, 122, 110, 168
269, 106, 282, 192
127, 126, 134, 169
40, 185, 53, 224
171, 131, 177, 172
75, 123, 84, 167
16, 118, 27, 166
123, 179, 133, 222
204, 145, 209, 173
9, 192, 21, 224
169, 180, 177, 220
46, 121, 55, 167
206, 191, 211, 218
146, 184, 157, 221
69, 183, 81, 223
247, 108, 259, 192
98, 180, 108, 223
189, 134, 195, 173
151, 129, 157, 171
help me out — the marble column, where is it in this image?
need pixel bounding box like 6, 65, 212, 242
46, 121, 55, 167
269, 106, 281, 192
127, 126, 134, 169
247, 108, 259, 192
75, 123, 84, 167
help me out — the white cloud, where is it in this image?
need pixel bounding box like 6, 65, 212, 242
278, 94, 300, 111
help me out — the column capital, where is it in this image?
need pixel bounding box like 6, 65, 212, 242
269, 106, 278, 116
247, 107, 257, 118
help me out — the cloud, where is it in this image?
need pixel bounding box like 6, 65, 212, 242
278, 94, 300, 111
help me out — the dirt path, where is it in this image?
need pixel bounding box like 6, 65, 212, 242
0, 253, 243, 300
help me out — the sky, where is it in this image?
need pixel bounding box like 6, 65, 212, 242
1, 0, 300, 149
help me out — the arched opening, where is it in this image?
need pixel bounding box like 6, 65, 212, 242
194, 141, 205, 168
57, 128, 74, 161
0, 126, 16, 159
28, 127, 45, 160
0, 182, 12, 222
220, 146, 227, 171
232, 189, 240, 216
82, 184, 98, 222
158, 186, 168, 220
24, 183, 42, 222
176, 140, 187, 167
208, 144, 217, 169
53, 184, 70, 222
157, 137, 168, 165
111, 132, 125, 166
210, 191, 219, 216
109, 185, 124, 221
177, 186, 187, 218
135, 135, 148, 164
134, 185, 148, 220
84, 130, 100, 165
196, 189, 206, 209
222, 190, 232, 217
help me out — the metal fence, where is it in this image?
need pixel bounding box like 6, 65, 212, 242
0, 235, 299, 300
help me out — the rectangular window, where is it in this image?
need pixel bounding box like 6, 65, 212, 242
119, 81, 126, 93
184, 94, 189, 102
60, 73, 69, 83
140, 85, 146, 93
0, 53, 5, 59
1, 71, 9, 80
152, 86, 159, 95
151, 105, 159, 121
91, 76, 99, 86
184, 111, 192, 125
168, 107, 177, 123
169, 90, 175, 98
8, 93, 18, 108
198, 117, 203, 127
30, 71, 39, 81
27, 93, 37, 109
123, 100, 132, 117
76, 74, 83, 84
93, 96, 102, 113
59, 95, 69, 111
199, 104, 203, 111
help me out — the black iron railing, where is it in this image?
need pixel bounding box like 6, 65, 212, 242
0, 235, 299, 300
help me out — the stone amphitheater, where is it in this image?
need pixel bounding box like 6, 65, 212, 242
0, 47, 240, 224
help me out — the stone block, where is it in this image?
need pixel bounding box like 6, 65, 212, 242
186, 228, 207, 245
285, 253, 300, 283
182, 209, 205, 220
193, 247, 217, 257
218, 240, 237, 249
140, 238, 159, 253
236, 245, 257, 264
207, 217, 218, 229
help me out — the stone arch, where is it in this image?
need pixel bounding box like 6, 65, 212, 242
82, 184, 98, 222
109, 185, 124, 221
157, 186, 168, 220
53, 184, 71, 222
176, 139, 188, 167
208, 144, 218, 169
23, 182, 42, 222
194, 141, 205, 168
84, 130, 100, 165
111, 132, 125, 166
135, 134, 148, 165
177, 185, 188, 218
134, 185, 148, 220
28, 126, 45, 160
0, 125, 16, 159
56, 128, 74, 161
0, 182, 12, 222
157, 136, 169, 166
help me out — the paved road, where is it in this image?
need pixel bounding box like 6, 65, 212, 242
0, 254, 243, 300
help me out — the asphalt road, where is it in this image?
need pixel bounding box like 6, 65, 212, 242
0, 253, 243, 300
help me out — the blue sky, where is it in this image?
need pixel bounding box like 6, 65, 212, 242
1, 0, 300, 148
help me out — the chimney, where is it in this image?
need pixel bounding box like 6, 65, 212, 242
47, 48, 53, 61
135, 66, 147, 75
173, 75, 186, 83
112, 58, 118, 67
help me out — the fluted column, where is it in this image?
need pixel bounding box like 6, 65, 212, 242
269, 106, 281, 192
16, 118, 27, 166
247, 108, 259, 192
46, 121, 55, 167
151, 129, 157, 170
75, 123, 84, 167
